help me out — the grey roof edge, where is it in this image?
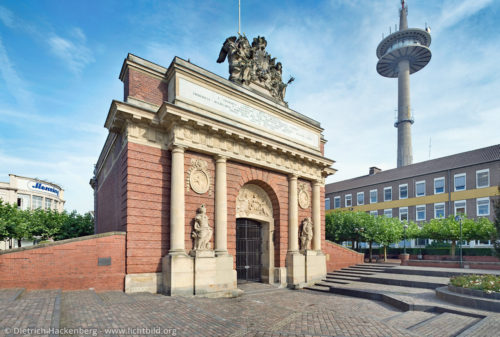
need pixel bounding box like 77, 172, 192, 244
326, 144, 500, 194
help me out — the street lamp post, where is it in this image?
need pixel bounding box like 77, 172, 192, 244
455, 215, 463, 268
403, 224, 408, 254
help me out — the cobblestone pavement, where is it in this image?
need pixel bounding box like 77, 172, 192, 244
0, 284, 499, 337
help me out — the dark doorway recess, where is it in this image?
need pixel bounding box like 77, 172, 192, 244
236, 218, 262, 282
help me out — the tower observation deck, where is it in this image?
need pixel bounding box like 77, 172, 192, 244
376, 1, 431, 167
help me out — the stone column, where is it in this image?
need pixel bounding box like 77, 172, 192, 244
214, 155, 228, 255
312, 181, 321, 251
169, 145, 186, 254
288, 174, 299, 252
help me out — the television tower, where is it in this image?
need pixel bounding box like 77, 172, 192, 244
376, 1, 431, 167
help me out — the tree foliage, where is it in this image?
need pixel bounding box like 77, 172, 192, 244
494, 187, 500, 258
0, 200, 94, 248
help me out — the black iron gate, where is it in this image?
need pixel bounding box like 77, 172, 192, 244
236, 218, 262, 282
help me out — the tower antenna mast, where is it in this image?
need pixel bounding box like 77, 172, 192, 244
238, 0, 241, 35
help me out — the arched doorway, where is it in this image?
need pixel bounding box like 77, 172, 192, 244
236, 184, 275, 283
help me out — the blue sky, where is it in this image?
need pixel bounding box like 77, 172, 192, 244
0, 0, 499, 213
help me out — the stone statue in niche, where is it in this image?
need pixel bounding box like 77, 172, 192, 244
192, 204, 213, 251
217, 35, 292, 102
300, 217, 313, 251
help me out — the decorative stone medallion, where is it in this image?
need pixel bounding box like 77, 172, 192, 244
298, 182, 310, 209
187, 159, 211, 195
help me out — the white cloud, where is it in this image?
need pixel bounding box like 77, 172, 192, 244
48, 32, 94, 74
438, 0, 494, 30
0, 5, 14, 28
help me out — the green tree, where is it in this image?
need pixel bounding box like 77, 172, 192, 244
373, 217, 404, 261
55, 211, 94, 240
494, 187, 500, 258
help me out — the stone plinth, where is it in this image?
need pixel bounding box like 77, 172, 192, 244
286, 252, 305, 289
125, 273, 162, 293
305, 251, 326, 283
162, 254, 194, 296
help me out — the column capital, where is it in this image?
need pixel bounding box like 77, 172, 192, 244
171, 144, 187, 153
288, 173, 298, 181
313, 180, 322, 187
215, 155, 228, 163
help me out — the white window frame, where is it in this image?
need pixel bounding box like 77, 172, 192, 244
334, 196, 341, 209
383, 209, 392, 218
454, 200, 466, 216
384, 187, 392, 202
434, 177, 445, 194
45, 198, 52, 210
357, 192, 364, 205
370, 210, 378, 217
434, 202, 445, 219
416, 205, 426, 221
32, 195, 43, 209
476, 197, 490, 216
399, 207, 409, 221
476, 169, 490, 189
415, 180, 425, 197
325, 198, 331, 211
370, 189, 377, 204
399, 184, 408, 199
454, 173, 466, 191
345, 194, 352, 207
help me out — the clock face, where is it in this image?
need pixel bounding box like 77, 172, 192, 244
298, 190, 310, 209
190, 170, 210, 194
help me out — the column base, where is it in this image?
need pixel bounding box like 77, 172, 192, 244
305, 251, 326, 283
125, 273, 162, 294
286, 251, 306, 289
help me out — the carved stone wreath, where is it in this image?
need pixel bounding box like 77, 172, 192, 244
298, 182, 310, 209
187, 159, 212, 195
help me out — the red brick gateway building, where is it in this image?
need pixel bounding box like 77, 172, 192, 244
91, 36, 336, 296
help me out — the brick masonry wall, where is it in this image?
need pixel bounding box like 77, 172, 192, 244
125, 142, 170, 274
405, 260, 500, 270
324, 240, 364, 272
96, 144, 127, 233
123, 68, 168, 106
0, 233, 126, 291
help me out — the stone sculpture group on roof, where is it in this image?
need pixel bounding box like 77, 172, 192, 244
217, 35, 290, 102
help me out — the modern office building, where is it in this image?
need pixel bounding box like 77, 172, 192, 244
325, 145, 500, 238
0, 174, 65, 212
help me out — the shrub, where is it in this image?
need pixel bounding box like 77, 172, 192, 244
450, 274, 500, 294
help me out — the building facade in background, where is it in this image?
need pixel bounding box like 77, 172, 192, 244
325, 145, 500, 246
91, 42, 335, 296
0, 174, 65, 212
0, 174, 65, 250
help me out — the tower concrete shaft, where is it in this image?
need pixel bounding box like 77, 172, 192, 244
397, 59, 412, 167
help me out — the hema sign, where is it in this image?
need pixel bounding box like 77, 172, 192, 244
27, 181, 60, 196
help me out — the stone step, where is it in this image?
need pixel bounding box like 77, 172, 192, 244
347, 266, 391, 272
356, 275, 446, 289
435, 286, 500, 313
320, 278, 351, 285
456, 316, 500, 337
383, 311, 438, 329
303, 284, 330, 293
408, 312, 480, 337
335, 270, 375, 276
325, 274, 361, 281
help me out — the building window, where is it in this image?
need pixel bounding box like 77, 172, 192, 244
370, 210, 378, 217
32, 196, 43, 209
53, 201, 58, 210
384, 187, 392, 201
45, 198, 52, 210
18, 194, 31, 210
415, 181, 425, 197
434, 177, 445, 194
345, 194, 352, 207
399, 184, 408, 199
334, 196, 341, 209
476, 169, 489, 188
399, 207, 408, 221
384, 209, 392, 218
369, 189, 377, 203
416, 205, 426, 221
454, 200, 466, 216
357, 192, 364, 205
454, 173, 466, 191
477, 198, 490, 216
434, 203, 445, 219
325, 198, 330, 211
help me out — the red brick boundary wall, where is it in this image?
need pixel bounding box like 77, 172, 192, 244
324, 240, 364, 272
0, 232, 126, 291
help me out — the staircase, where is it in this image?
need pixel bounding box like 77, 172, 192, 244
305, 264, 495, 337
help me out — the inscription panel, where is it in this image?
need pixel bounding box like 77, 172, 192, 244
178, 78, 319, 148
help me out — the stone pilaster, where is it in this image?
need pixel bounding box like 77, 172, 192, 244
215, 155, 228, 255
312, 181, 321, 251
288, 174, 299, 252
170, 145, 186, 254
